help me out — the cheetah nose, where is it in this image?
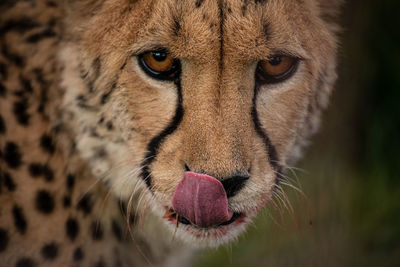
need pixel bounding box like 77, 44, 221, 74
172, 172, 233, 228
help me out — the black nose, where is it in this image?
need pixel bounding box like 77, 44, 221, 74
221, 174, 250, 198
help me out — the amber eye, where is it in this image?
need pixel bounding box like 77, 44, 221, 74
256, 55, 299, 84
138, 50, 180, 81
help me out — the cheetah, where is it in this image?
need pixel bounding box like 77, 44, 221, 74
0, 0, 341, 266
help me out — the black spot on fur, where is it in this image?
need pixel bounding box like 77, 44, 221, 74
73, 247, 84, 261
13, 98, 30, 125
1, 42, 24, 67
12, 206, 27, 234
0, 172, 2, 193
4, 142, 22, 169
66, 218, 79, 241
35, 190, 55, 214
106, 121, 113, 131
15, 257, 36, 267
0, 17, 40, 36
0, 82, 6, 97
20, 75, 34, 94
0, 228, 9, 252
33, 68, 49, 115
112, 220, 123, 242
173, 18, 180, 36
66, 174, 75, 191
195, 0, 203, 8
42, 165, 54, 182
46, 1, 57, 7
77, 194, 92, 215
26, 28, 56, 43
93, 258, 106, 267
41, 242, 59, 260
28, 163, 43, 178
0, 115, 6, 134
40, 134, 55, 154
100, 81, 117, 105
91, 222, 103, 241
98, 116, 105, 124
263, 23, 270, 40
0, 62, 7, 80
4, 172, 16, 191
255, 0, 266, 4
241, 4, 247, 16
63, 196, 71, 208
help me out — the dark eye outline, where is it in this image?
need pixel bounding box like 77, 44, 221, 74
137, 50, 181, 81
255, 55, 300, 85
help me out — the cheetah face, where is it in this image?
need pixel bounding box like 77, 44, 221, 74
61, 0, 338, 247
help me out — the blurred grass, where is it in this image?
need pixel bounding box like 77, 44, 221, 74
194, 0, 400, 266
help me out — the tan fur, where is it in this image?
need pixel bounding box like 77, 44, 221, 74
0, 0, 340, 266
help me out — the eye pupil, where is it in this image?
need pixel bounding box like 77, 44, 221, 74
268, 56, 282, 66
257, 55, 299, 84
138, 50, 180, 81
152, 52, 167, 62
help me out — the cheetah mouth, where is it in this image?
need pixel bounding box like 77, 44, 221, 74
163, 207, 246, 229
160, 171, 249, 233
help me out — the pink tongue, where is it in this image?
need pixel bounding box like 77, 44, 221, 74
172, 172, 233, 228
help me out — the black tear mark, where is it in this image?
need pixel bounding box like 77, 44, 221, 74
12, 205, 27, 234
251, 84, 284, 181
140, 79, 184, 188
26, 28, 57, 43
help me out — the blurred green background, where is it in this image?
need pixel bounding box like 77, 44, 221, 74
194, 0, 400, 266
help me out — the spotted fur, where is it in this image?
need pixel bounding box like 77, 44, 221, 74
0, 0, 341, 266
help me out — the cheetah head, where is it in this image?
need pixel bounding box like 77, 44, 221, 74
60, 0, 340, 247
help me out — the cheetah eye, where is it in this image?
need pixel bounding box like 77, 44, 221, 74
256, 55, 299, 84
138, 50, 180, 81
